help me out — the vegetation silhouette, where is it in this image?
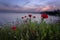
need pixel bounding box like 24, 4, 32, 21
41, 9, 60, 16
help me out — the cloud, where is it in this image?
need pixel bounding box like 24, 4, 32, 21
45, 0, 60, 9
0, 0, 60, 12
0, 2, 10, 7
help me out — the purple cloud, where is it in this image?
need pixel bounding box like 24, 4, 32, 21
0, 0, 60, 12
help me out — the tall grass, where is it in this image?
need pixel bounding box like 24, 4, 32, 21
0, 21, 60, 40
0, 14, 60, 40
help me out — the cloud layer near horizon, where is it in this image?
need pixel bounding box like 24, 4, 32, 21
0, 0, 60, 12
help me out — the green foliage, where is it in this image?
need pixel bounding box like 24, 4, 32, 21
0, 21, 60, 40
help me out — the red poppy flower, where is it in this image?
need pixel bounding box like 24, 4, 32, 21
11, 26, 16, 30
25, 16, 27, 18
21, 17, 24, 19
33, 16, 36, 18
28, 14, 32, 18
41, 14, 48, 18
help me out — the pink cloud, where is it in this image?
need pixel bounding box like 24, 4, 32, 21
35, 5, 56, 12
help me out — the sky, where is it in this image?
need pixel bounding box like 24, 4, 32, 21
0, 0, 60, 12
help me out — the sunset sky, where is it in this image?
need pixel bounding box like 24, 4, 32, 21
0, 0, 60, 12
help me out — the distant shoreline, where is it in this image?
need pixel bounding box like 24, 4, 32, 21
0, 9, 60, 16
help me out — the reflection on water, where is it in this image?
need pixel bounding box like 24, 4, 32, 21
0, 13, 60, 24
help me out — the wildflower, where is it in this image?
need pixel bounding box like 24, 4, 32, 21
41, 14, 48, 19
25, 16, 27, 18
28, 14, 32, 18
21, 17, 24, 19
33, 16, 36, 18
11, 26, 16, 30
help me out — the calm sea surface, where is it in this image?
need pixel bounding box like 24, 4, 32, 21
0, 13, 60, 24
